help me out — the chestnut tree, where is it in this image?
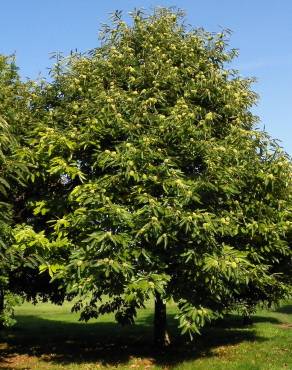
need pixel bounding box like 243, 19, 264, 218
22, 9, 292, 346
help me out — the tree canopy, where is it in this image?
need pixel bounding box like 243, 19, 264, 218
0, 56, 64, 327
1, 9, 291, 344
0, 55, 29, 326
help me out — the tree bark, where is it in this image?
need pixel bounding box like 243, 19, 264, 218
242, 314, 252, 325
0, 288, 4, 329
154, 291, 170, 348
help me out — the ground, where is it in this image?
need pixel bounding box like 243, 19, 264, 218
0, 300, 291, 369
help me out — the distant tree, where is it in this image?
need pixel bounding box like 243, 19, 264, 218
0, 55, 28, 326
23, 9, 291, 346
0, 56, 65, 328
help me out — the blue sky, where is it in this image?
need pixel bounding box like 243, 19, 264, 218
0, 0, 291, 154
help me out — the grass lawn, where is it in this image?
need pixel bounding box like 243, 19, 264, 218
0, 299, 291, 369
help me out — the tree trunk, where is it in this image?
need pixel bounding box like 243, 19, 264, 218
0, 288, 4, 329
242, 314, 252, 325
154, 291, 170, 348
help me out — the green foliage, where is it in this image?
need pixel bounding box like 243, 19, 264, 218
10, 8, 292, 337
0, 56, 26, 326
0, 56, 54, 326
0, 290, 22, 327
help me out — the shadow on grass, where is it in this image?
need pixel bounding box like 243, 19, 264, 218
0, 309, 279, 369
274, 304, 292, 315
